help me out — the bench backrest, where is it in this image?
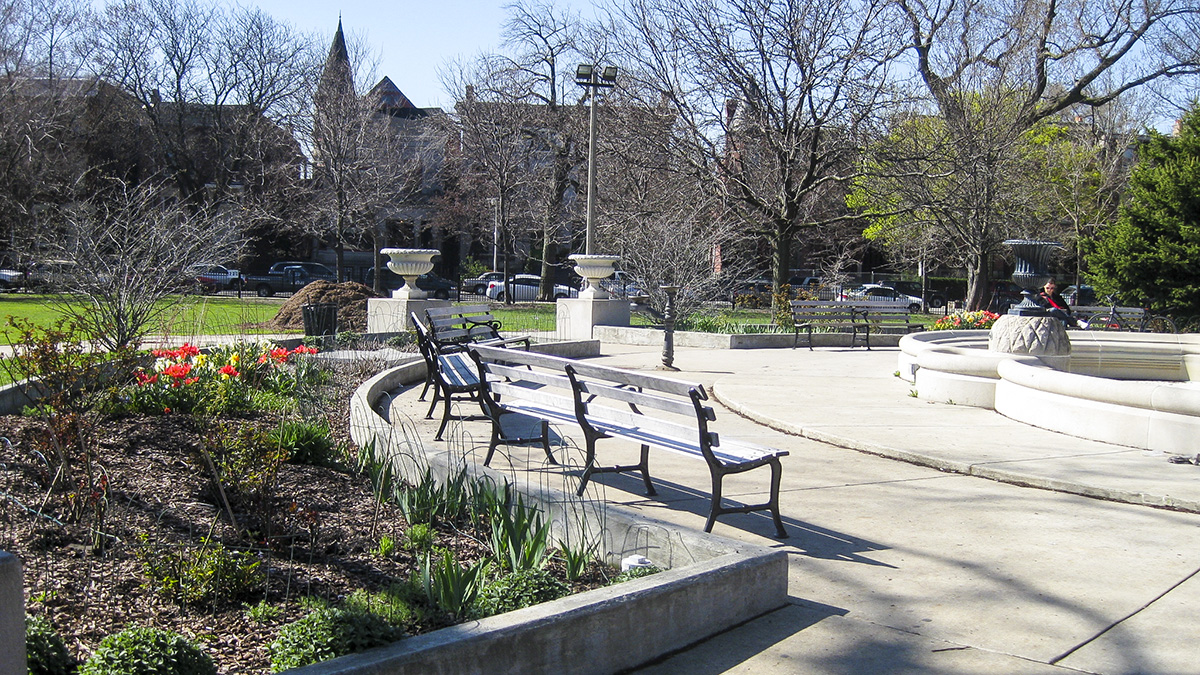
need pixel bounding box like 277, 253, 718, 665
853, 301, 913, 314
853, 302, 918, 327
468, 344, 577, 418
1073, 305, 1145, 319
469, 344, 721, 463
413, 313, 479, 388
790, 300, 860, 322
425, 304, 504, 345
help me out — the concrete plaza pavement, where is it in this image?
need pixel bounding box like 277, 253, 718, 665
387, 343, 1200, 675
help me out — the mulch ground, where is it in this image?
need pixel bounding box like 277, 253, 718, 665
0, 364, 607, 673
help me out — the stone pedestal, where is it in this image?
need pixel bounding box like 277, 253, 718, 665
367, 298, 451, 333
556, 297, 630, 340
989, 315, 1071, 365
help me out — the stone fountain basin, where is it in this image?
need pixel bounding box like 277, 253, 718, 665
898, 330, 1200, 453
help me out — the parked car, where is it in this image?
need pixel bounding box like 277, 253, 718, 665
987, 281, 1025, 313
889, 281, 947, 310
184, 264, 243, 293
841, 284, 924, 312
244, 261, 336, 297
485, 274, 578, 302
267, 261, 337, 282
787, 275, 823, 288
463, 271, 505, 296
364, 266, 455, 299
1060, 284, 1096, 306
27, 259, 78, 291
601, 270, 646, 299
0, 268, 23, 291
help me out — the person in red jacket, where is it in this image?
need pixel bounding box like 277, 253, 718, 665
1039, 279, 1088, 329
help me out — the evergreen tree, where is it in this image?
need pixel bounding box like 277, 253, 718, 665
1088, 105, 1200, 315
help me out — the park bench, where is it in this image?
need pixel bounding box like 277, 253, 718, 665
468, 344, 789, 538
852, 301, 925, 346
412, 314, 490, 441
1072, 305, 1145, 331
790, 300, 868, 350
790, 300, 923, 350
424, 304, 532, 351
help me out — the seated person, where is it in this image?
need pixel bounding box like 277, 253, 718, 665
1039, 279, 1088, 329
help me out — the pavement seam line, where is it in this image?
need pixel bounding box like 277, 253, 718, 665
1048, 563, 1200, 665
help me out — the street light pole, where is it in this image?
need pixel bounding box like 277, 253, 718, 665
575, 64, 617, 256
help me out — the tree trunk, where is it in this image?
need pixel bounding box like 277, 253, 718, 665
965, 249, 990, 311
772, 224, 794, 311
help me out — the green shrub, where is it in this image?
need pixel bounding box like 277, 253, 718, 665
245, 600, 282, 624
405, 523, 434, 553
268, 607, 399, 672
343, 584, 425, 629
476, 568, 569, 617
375, 534, 396, 557
384, 333, 414, 349
556, 538, 600, 583
205, 423, 286, 507
79, 626, 215, 675
610, 565, 663, 585
270, 418, 337, 467
26, 615, 76, 675
138, 536, 264, 607
420, 550, 489, 620
489, 496, 550, 572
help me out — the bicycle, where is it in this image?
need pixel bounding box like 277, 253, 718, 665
1079, 295, 1177, 333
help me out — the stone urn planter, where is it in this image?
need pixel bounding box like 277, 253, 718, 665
381, 248, 439, 299
1003, 239, 1060, 316
569, 254, 620, 299
992, 239, 1070, 358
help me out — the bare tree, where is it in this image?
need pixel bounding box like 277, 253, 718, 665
0, 0, 98, 257
309, 24, 442, 283
441, 0, 587, 301
610, 0, 904, 305
94, 0, 318, 210
877, 0, 1200, 309
37, 182, 243, 350
445, 60, 549, 300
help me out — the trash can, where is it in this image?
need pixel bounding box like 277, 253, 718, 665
301, 303, 338, 336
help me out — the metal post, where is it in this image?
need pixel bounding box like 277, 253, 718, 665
585, 89, 598, 256
575, 65, 616, 258
660, 285, 679, 371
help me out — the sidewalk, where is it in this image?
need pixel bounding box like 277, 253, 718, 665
387, 343, 1200, 674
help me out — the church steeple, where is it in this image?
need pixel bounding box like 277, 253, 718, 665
317, 19, 355, 103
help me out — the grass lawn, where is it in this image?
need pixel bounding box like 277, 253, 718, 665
0, 293, 291, 345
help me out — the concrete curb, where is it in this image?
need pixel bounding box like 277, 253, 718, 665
317, 352, 790, 674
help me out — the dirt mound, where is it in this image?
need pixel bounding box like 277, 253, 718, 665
270, 280, 380, 332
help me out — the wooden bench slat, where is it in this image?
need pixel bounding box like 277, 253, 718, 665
484, 363, 573, 391
425, 304, 492, 317
574, 378, 710, 419
567, 360, 706, 399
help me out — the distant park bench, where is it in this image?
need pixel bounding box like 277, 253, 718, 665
424, 304, 531, 350
468, 344, 789, 538
789, 300, 923, 350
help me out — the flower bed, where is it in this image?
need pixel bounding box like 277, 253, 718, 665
931, 310, 1001, 331
3, 338, 624, 673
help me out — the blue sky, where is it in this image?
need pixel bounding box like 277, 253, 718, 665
237, 0, 589, 111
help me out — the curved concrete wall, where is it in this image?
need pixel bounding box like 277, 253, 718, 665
899, 331, 1200, 453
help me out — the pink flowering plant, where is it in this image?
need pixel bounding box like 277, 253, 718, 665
115, 342, 322, 415
930, 310, 1001, 331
